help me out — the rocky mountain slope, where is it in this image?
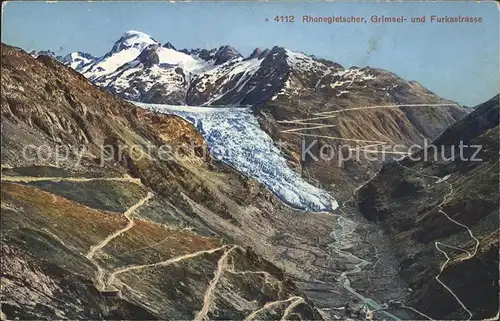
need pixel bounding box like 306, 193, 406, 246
357, 95, 499, 319
256, 51, 469, 200
1, 43, 327, 320
2, 43, 423, 320
14, 27, 484, 319
47, 30, 469, 201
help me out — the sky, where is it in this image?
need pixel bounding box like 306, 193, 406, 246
2, 1, 499, 106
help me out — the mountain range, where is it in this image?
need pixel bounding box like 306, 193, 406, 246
34, 30, 470, 200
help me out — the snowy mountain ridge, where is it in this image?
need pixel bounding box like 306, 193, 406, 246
30, 30, 467, 212
109, 30, 157, 54
35, 30, 377, 107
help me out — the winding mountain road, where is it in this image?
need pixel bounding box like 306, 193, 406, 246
1, 172, 307, 319
85, 192, 154, 260
398, 162, 480, 320
314, 103, 459, 115
0, 174, 142, 185
280, 296, 306, 321
83, 191, 153, 290
106, 245, 227, 286
194, 245, 239, 321
244, 296, 305, 321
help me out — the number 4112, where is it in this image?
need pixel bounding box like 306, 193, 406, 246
274, 15, 295, 23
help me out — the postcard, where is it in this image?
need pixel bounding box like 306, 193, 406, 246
1, 1, 498, 320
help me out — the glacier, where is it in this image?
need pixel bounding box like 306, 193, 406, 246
132, 102, 339, 212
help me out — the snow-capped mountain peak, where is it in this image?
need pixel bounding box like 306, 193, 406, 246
59, 51, 96, 70
76, 30, 209, 83
110, 30, 158, 54
55, 30, 380, 106
80, 31, 161, 80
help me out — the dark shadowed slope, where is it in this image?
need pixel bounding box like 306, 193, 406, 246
357, 95, 499, 320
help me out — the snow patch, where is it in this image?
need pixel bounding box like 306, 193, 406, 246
85, 47, 143, 80
111, 30, 157, 54
157, 47, 204, 72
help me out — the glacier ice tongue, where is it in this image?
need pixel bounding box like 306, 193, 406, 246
132, 102, 339, 212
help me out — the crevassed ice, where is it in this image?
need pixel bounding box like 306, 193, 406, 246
132, 102, 339, 212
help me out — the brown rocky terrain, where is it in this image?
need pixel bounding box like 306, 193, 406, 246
2, 42, 421, 320
4, 37, 489, 321
1, 43, 326, 320
357, 95, 499, 319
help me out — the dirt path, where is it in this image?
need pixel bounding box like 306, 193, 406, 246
227, 268, 280, 291
0, 174, 142, 185
106, 245, 227, 286
85, 192, 154, 260
84, 192, 153, 290
398, 163, 480, 320
107, 242, 289, 320
314, 103, 458, 115
280, 124, 337, 133
280, 296, 305, 320
276, 115, 338, 123
194, 245, 238, 321
244, 296, 304, 321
